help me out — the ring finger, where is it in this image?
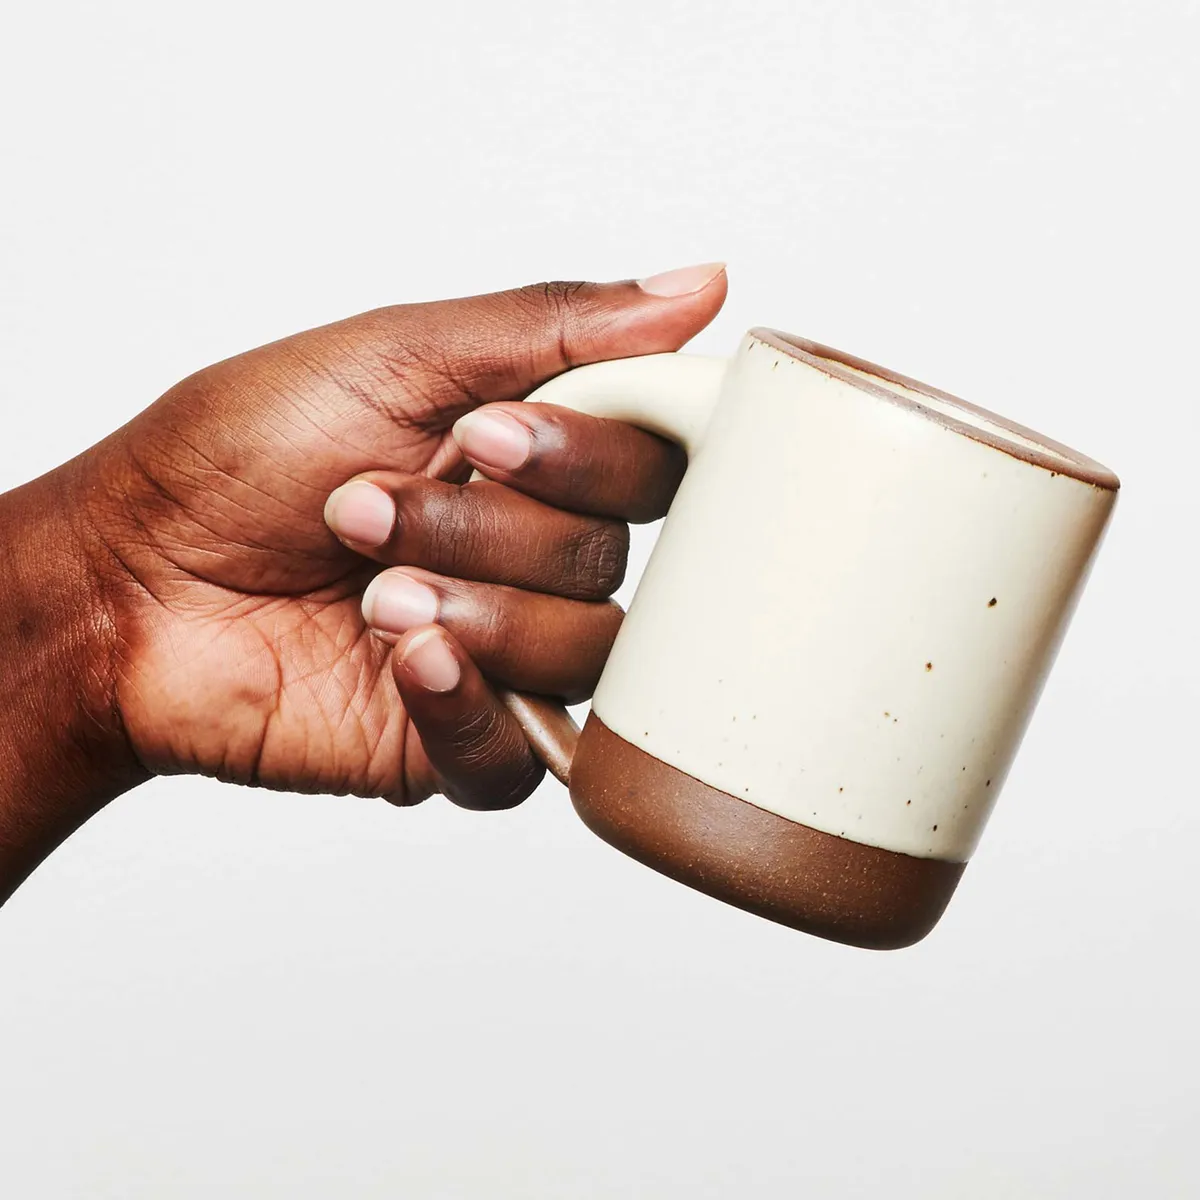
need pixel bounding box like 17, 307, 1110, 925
363, 566, 623, 703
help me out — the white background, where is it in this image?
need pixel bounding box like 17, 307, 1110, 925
1, 2, 1197, 1196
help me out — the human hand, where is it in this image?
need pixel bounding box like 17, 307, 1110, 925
0, 265, 725, 887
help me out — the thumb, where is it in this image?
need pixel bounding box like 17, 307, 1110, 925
348, 263, 728, 427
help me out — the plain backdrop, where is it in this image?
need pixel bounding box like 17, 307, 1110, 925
1, 2, 1197, 1196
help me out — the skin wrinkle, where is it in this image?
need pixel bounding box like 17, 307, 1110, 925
131, 440, 311, 551
375, 342, 477, 431
173, 425, 331, 515
125, 447, 255, 551
258, 599, 403, 797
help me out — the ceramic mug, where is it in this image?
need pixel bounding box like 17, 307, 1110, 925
500, 330, 1119, 949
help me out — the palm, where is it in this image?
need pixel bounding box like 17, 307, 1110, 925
109, 314, 470, 799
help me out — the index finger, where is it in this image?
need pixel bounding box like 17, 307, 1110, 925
450, 401, 687, 522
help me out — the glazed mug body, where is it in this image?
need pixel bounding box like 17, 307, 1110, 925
520, 330, 1118, 948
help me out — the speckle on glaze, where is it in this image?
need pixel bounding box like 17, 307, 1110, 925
988, 597, 998, 608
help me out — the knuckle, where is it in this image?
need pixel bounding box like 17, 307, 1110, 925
508, 282, 592, 371
561, 521, 629, 597
441, 706, 541, 809
475, 594, 522, 661
445, 703, 507, 761
398, 480, 485, 570
518, 280, 589, 318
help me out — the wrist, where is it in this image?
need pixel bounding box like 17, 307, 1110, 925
0, 457, 147, 902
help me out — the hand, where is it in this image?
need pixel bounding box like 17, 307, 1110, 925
0, 265, 726, 899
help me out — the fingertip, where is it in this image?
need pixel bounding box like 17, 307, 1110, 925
451, 407, 533, 473
324, 479, 396, 548
364, 569, 440, 635
593, 263, 728, 355
393, 626, 462, 694
635, 262, 727, 298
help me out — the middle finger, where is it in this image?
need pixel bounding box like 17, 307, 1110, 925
324, 474, 628, 600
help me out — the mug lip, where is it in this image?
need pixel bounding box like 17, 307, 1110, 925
749, 328, 1120, 492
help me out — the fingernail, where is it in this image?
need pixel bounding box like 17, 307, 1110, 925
452, 409, 532, 472
324, 481, 395, 548
402, 628, 461, 693
362, 571, 439, 633
637, 262, 726, 298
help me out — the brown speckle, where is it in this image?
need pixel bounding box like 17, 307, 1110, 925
838, 786, 844, 793
883, 711, 890, 718
906, 799, 912, 805
932, 825, 938, 832
962, 766, 967, 772
925, 662, 933, 671
986, 779, 991, 787
987, 597, 997, 608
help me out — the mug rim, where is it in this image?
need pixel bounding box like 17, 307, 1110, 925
750, 329, 1120, 492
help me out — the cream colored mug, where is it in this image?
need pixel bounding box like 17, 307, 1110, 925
501, 330, 1119, 949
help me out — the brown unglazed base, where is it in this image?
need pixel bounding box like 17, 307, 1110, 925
570, 715, 966, 950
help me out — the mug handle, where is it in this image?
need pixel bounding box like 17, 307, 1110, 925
485, 351, 730, 785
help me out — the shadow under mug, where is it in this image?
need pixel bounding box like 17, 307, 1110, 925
500, 329, 1119, 949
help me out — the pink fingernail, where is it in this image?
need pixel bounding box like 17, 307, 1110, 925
324, 481, 395, 547
452, 409, 532, 472
402, 628, 461, 693
637, 262, 726, 297
362, 571, 439, 633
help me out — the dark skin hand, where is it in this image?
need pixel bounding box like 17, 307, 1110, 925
0, 265, 727, 904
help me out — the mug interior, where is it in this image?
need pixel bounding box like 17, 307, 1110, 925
752, 329, 1119, 491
